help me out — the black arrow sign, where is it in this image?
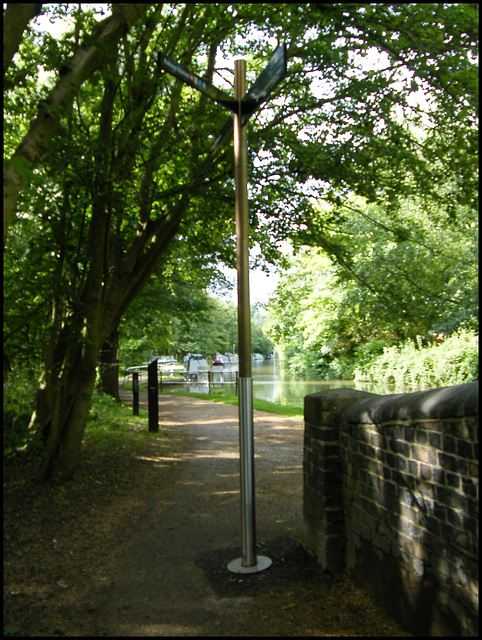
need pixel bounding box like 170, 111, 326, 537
210, 44, 287, 156
242, 44, 287, 116
157, 45, 287, 157
157, 52, 238, 113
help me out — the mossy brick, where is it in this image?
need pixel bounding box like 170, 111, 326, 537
446, 508, 463, 528
360, 496, 380, 519
303, 382, 478, 636
422, 528, 443, 550
382, 465, 392, 481
379, 494, 399, 516
408, 459, 418, 475
461, 477, 477, 498
437, 486, 467, 508
383, 479, 398, 498
367, 458, 382, 476
438, 452, 468, 474
367, 430, 383, 447
390, 469, 405, 486
339, 382, 477, 423
304, 388, 376, 425
454, 420, 472, 440
467, 496, 478, 517
402, 426, 415, 442
433, 503, 446, 521
428, 431, 442, 448
415, 429, 428, 444
420, 463, 432, 480
456, 438, 474, 458
432, 466, 444, 484
415, 481, 434, 500
400, 502, 418, 523
399, 518, 423, 542
389, 440, 410, 457
359, 442, 377, 458
411, 444, 438, 465
312, 467, 341, 486
442, 434, 457, 453
312, 440, 339, 458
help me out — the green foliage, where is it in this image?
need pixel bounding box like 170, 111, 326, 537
118, 252, 216, 366
120, 284, 274, 366
265, 191, 478, 384
162, 390, 303, 417
4, 3, 477, 480
3, 368, 44, 460
355, 330, 478, 387
173, 296, 239, 357
84, 389, 151, 451
302, 194, 478, 339
251, 306, 275, 357
264, 247, 361, 378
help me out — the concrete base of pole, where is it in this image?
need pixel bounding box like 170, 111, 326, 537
227, 555, 272, 574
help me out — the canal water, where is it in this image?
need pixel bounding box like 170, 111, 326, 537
251, 357, 429, 408
173, 356, 430, 408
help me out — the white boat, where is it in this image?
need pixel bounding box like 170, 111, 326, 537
213, 353, 239, 372
183, 354, 209, 381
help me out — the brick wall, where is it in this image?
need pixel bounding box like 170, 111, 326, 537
303, 382, 478, 636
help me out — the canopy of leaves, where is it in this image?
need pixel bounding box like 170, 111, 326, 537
4, 2, 478, 381
264, 189, 478, 378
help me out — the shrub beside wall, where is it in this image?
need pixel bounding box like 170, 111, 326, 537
303, 382, 478, 637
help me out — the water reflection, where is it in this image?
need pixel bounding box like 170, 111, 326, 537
251, 358, 430, 408
158, 357, 431, 408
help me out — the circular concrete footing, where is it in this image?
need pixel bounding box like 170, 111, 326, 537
227, 555, 272, 574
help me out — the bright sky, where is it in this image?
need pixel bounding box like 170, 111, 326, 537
220, 265, 280, 306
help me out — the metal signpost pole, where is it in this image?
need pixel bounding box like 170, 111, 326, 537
156, 45, 286, 574
227, 60, 271, 575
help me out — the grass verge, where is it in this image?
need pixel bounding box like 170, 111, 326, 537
84, 390, 159, 452
160, 389, 304, 417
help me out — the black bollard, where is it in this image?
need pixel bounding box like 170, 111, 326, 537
147, 359, 159, 432
132, 371, 139, 416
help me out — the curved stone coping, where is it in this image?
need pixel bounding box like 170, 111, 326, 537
335, 381, 478, 424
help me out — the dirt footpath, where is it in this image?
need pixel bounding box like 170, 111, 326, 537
4, 392, 409, 636
85, 392, 407, 636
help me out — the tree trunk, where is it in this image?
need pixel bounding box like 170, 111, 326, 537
36, 349, 99, 481
97, 329, 120, 400
3, 3, 43, 74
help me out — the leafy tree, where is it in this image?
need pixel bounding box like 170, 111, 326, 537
5, 4, 244, 480
118, 238, 229, 367
265, 188, 478, 378
4, 3, 150, 242
264, 248, 355, 377
251, 306, 274, 357
4, 3, 477, 480
304, 194, 478, 339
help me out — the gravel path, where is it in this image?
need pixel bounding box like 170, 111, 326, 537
83, 391, 407, 636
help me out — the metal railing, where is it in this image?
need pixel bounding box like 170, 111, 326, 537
124, 369, 239, 395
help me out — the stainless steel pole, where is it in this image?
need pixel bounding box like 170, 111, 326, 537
228, 59, 271, 575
